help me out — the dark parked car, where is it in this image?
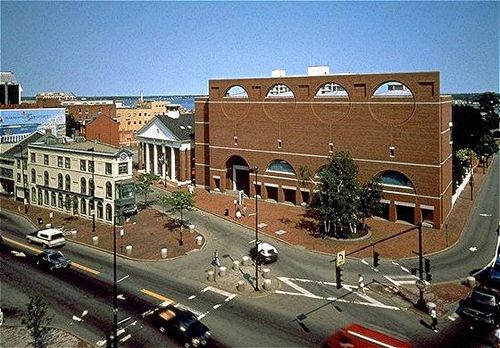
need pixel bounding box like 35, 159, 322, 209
153, 304, 211, 347
36, 249, 71, 271
250, 242, 278, 264
487, 256, 500, 289
458, 286, 500, 325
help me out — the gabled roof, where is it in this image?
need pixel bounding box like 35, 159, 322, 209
156, 114, 194, 141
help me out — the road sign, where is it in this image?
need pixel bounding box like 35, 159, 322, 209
336, 250, 346, 267
415, 279, 426, 290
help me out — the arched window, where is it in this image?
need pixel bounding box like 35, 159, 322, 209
81, 177, 87, 195
58, 193, 63, 208
31, 187, 36, 202
44, 190, 49, 205
58, 173, 63, 189
266, 84, 294, 98
65, 174, 71, 191
379, 171, 414, 189
97, 202, 103, 219
51, 191, 56, 206
225, 85, 248, 98
106, 182, 112, 199
81, 198, 87, 214
372, 81, 413, 97
315, 83, 348, 97
31, 169, 36, 184
44, 171, 49, 186
106, 204, 112, 221
89, 179, 95, 196
65, 195, 71, 211
266, 160, 295, 175
38, 189, 42, 205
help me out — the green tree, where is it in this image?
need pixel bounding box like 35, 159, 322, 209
477, 92, 499, 130
22, 296, 53, 348
160, 190, 195, 244
65, 113, 80, 137
135, 173, 159, 208
359, 175, 383, 229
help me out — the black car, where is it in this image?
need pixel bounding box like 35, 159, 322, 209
153, 304, 211, 347
458, 286, 500, 325
250, 242, 278, 264
36, 249, 71, 271
487, 256, 500, 289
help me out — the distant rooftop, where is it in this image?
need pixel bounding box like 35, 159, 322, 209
1, 72, 19, 85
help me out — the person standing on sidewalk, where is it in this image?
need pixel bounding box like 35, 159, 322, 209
430, 307, 438, 332
242, 204, 248, 217
235, 208, 242, 220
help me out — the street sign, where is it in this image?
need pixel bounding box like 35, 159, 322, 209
415, 279, 426, 290
211, 257, 221, 267
336, 250, 346, 267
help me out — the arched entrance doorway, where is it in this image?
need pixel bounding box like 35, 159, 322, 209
225, 155, 250, 195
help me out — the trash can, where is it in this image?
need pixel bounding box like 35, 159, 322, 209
196, 236, 203, 246
92, 236, 98, 246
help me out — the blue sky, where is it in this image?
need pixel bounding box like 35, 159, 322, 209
2, 1, 498, 96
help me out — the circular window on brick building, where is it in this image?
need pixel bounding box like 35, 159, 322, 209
222, 85, 250, 120
369, 81, 416, 126
263, 84, 296, 122
312, 82, 351, 123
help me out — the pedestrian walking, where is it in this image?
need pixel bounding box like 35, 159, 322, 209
430, 307, 438, 332
242, 204, 248, 217
235, 208, 242, 220
358, 274, 366, 295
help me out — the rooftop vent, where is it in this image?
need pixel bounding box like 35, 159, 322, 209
307, 65, 330, 76
272, 69, 286, 77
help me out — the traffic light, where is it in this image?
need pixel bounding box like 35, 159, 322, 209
336, 265, 343, 289
424, 259, 431, 273
426, 273, 432, 282
411, 268, 417, 276
373, 251, 380, 268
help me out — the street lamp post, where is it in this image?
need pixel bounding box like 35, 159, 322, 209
250, 166, 259, 291
120, 228, 124, 254
110, 207, 119, 347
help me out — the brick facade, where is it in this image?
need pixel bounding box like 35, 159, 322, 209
195, 71, 452, 228
82, 115, 120, 147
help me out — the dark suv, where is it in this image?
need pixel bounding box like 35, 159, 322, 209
458, 286, 500, 325
153, 304, 211, 347
36, 249, 71, 271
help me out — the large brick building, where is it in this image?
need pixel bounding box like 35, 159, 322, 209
195, 69, 452, 228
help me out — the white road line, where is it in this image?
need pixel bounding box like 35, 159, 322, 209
447, 314, 458, 321
188, 295, 196, 300
213, 304, 222, 309
276, 277, 316, 297
198, 311, 209, 320
384, 275, 400, 286
400, 266, 410, 273
360, 259, 369, 265
225, 294, 237, 302
202, 286, 235, 298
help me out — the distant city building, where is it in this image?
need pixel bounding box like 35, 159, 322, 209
116, 100, 182, 147
137, 114, 194, 184
1, 72, 22, 106
27, 137, 134, 224
36, 92, 77, 108
195, 68, 453, 228
0, 108, 66, 143
81, 114, 120, 147
61, 99, 116, 122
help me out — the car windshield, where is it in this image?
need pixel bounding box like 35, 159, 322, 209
49, 252, 65, 260
51, 232, 64, 239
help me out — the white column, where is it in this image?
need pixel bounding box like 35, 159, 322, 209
153, 144, 158, 175
162, 145, 167, 179
170, 146, 176, 180
145, 143, 150, 173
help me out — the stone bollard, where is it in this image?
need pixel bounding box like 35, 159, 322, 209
189, 225, 195, 233
161, 248, 168, 259
219, 266, 227, 277
232, 260, 240, 271
263, 279, 272, 290
196, 236, 203, 246
207, 270, 215, 281
45, 223, 51, 229
71, 230, 77, 239
467, 276, 476, 288
125, 245, 132, 255
242, 255, 250, 266
262, 268, 271, 279
237, 280, 246, 292
427, 302, 436, 310
92, 236, 98, 246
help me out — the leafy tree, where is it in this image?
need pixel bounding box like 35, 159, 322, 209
160, 190, 195, 244
135, 173, 159, 208
22, 296, 53, 348
359, 176, 383, 229
477, 92, 500, 130
65, 113, 80, 137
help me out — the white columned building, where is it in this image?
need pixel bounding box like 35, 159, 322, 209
136, 114, 194, 185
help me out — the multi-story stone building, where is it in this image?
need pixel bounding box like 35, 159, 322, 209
116, 100, 182, 147
195, 68, 453, 228
27, 137, 135, 224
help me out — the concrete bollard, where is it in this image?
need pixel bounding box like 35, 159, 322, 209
189, 225, 195, 233
237, 280, 246, 292
242, 255, 250, 266
467, 276, 476, 288
262, 268, 271, 279
263, 279, 272, 290
196, 236, 203, 246
427, 302, 436, 310
207, 270, 215, 281
125, 245, 132, 255
232, 260, 240, 271
161, 248, 168, 259
219, 266, 227, 277
92, 236, 98, 245
71, 230, 77, 239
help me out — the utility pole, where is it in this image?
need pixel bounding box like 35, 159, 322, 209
250, 166, 259, 291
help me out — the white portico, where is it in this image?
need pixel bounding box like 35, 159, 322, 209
136, 114, 194, 184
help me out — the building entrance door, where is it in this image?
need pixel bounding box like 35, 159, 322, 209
232, 165, 249, 195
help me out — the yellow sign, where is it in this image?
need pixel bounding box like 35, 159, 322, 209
336, 250, 346, 267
